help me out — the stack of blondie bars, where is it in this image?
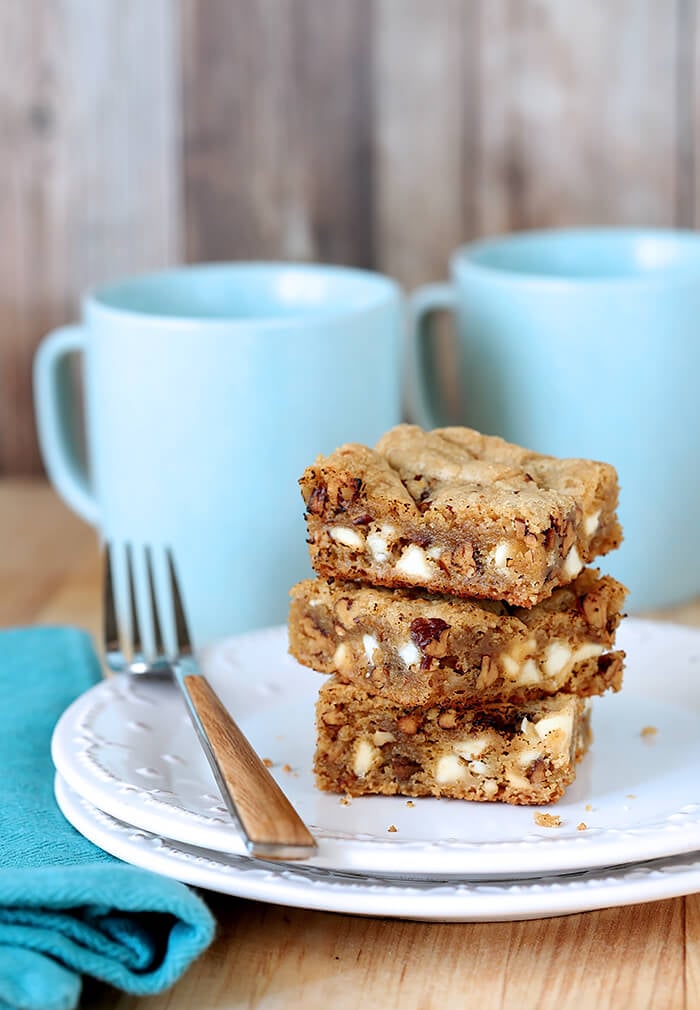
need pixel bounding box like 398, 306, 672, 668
289, 424, 626, 805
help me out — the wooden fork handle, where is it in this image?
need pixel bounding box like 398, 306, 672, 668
175, 667, 316, 860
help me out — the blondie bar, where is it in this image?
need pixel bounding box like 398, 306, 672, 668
289, 569, 626, 706
315, 679, 591, 804
300, 424, 622, 607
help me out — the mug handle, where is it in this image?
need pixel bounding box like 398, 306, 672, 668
33, 324, 100, 525
406, 283, 457, 429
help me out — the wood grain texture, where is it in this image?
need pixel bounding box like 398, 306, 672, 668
675, 0, 697, 225
476, 0, 678, 236
182, 0, 373, 264
168, 898, 683, 1010
0, 2, 64, 477
373, 0, 472, 289
3, 0, 700, 473
374, 0, 682, 287
3, 479, 700, 1010
183, 672, 316, 854
689, 0, 700, 227
686, 893, 700, 1004
0, 480, 97, 630
0, 0, 181, 476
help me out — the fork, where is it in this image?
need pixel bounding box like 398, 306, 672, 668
104, 542, 317, 861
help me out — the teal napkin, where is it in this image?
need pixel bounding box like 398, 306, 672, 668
0, 627, 215, 1010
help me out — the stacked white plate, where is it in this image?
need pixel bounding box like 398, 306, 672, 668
53, 619, 700, 921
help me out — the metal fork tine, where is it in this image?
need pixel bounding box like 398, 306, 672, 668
102, 545, 315, 858
103, 542, 123, 668
145, 546, 166, 658
167, 549, 194, 656
126, 543, 145, 663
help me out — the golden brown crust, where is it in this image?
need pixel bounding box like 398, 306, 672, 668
314, 678, 591, 805
289, 570, 626, 706
300, 424, 622, 608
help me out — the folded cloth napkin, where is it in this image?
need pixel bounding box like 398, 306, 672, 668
0, 627, 215, 1010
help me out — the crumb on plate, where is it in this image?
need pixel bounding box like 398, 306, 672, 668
534, 812, 561, 828
577, 821, 587, 831
388, 824, 398, 833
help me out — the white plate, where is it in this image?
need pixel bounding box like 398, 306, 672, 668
52, 618, 700, 878
55, 774, 700, 922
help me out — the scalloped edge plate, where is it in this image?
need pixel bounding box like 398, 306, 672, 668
52, 618, 700, 878
55, 775, 700, 922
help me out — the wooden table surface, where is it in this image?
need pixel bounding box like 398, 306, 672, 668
3, 478, 700, 1010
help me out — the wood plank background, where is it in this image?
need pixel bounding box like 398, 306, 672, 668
1, 0, 696, 474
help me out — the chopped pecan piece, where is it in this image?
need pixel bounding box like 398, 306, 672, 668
397, 714, 421, 735
307, 484, 327, 515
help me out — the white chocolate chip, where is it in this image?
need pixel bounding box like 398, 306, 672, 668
517, 747, 543, 767
353, 740, 379, 777
330, 525, 364, 550
398, 640, 420, 668
470, 759, 488, 775
520, 717, 540, 745
426, 545, 443, 560
482, 780, 498, 797
571, 642, 604, 663
396, 544, 433, 581
372, 730, 396, 746
491, 540, 513, 571
501, 654, 540, 684
519, 658, 541, 685
534, 711, 574, 747
562, 545, 583, 579
500, 638, 538, 681
504, 768, 532, 791
435, 754, 467, 783
543, 640, 573, 678
584, 510, 601, 537
455, 734, 491, 760
362, 634, 379, 665
367, 524, 395, 562
333, 642, 351, 667
366, 531, 388, 561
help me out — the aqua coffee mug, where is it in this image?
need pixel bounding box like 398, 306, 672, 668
34, 262, 402, 644
407, 228, 700, 611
